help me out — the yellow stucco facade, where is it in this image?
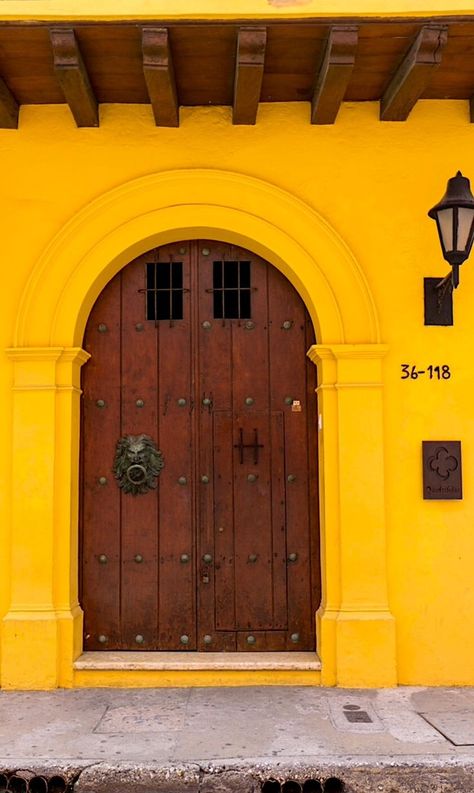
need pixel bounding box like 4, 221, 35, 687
1, 0, 474, 690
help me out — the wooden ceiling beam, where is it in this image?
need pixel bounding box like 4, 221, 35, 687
233, 26, 267, 125
381, 25, 448, 121
311, 26, 358, 125
0, 77, 18, 128
142, 28, 179, 128
50, 28, 98, 127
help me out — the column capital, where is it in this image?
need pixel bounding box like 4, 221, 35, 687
6, 347, 90, 390
308, 343, 389, 364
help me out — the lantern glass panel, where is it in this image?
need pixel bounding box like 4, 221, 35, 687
457, 207, 474, 252
437, 207, 454, 252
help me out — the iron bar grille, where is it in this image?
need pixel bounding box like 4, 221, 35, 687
212, 260, 251, 319
145, 261, 184, 321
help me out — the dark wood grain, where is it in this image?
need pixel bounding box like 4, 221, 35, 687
81, 273, 122, 650
380, 25, 448, 121
49, 27, 98, 126
142, 27, 179, 127
120, 257, 159, 649
233, 26, 267, 125
0, 20, 471, 112
0, 77, 18, 128
311, 26, 358, 124
81, 240, 319, 652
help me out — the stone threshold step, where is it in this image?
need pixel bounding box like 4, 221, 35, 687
74, 651, 321, 671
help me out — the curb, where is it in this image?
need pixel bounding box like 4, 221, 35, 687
4, 761, 474, 793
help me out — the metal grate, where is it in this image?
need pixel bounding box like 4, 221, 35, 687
144, 261, 184, 321
212, 260, 252, 319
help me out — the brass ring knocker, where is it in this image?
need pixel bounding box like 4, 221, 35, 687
126, 464, 148, 485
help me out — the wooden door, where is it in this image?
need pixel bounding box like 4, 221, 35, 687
80, 241, 320, 652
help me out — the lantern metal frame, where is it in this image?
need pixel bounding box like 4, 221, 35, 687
425, 171, 474, 325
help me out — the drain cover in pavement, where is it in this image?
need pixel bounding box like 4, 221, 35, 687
328, 698, 384, 733
420, 711, 474, 745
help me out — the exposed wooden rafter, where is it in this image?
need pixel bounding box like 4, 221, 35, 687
380, 25, 448, 121
142, 27, 179, 128
50, 28, 98, 127
233, 26, 267, 125
0, 77, 18, 129
311, 26, 358, 125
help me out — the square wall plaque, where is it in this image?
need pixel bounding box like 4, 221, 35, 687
422, 441, 462, 500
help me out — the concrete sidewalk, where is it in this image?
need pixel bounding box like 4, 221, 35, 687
1, 686, 474, 792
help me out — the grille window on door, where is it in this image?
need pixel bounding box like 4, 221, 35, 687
145, 261, 184, 320
213, 260, 251, 319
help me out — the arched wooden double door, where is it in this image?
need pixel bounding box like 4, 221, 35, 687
80, 241, 320, 652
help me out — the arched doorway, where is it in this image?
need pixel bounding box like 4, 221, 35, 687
80, 240, 320, 652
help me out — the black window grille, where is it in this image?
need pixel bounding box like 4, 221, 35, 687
145, 262, 184, 320
212, 260, 251, 319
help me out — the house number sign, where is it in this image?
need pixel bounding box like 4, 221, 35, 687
422, 441, 462, 500
401, 364, 451, 380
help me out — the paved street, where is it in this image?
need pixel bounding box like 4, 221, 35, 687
1, 686, 474, 791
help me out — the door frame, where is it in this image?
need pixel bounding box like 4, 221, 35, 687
4, 169, 396, 688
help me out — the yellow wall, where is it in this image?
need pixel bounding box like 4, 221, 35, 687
0, 0, 472, 21
2, 99, 474, 687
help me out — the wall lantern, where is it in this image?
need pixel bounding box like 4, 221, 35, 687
425, 171, 474, 325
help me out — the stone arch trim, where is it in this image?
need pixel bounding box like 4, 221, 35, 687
15, 169, 379, 348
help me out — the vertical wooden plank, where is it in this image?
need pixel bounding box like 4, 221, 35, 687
305, 314, 321, 641
233, 411, 274, 634
156, 242, 195, 650
81, 274, 122, 650
268, 265, 314, 650
197, 241, 235, 651
119, 257, 159, 649
230, 253, 274, 640
213, 411, 236, 633
270, 411, 287, 630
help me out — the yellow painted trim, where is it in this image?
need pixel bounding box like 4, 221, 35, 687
73, 669, 322, 688
16, 169, 379, 348
0, 1, 471, 22
1, 347, 88, 689
309, 343, 396, 688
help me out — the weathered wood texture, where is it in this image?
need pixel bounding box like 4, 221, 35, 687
311, 26, 358, 124
81, 241, 320, 652
142, 27, 179, 127
380, 25, 448, 121
233, 27, 267, 125
49, 28, 98, 126
0, 77, 18, 128
0, 20, 471, 123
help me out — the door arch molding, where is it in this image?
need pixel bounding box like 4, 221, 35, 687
14, 168, 380, 348
3, 170, 396, 689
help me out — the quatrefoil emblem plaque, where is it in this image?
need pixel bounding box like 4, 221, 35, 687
422, 441, 462, 500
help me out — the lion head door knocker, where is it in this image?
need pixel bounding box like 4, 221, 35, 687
113, 435, 164, 495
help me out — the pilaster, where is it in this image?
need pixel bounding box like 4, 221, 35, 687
2, 347, 90, 689
308, 343, 396, 687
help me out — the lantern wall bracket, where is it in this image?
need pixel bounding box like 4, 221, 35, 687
424, 275, 453, 326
